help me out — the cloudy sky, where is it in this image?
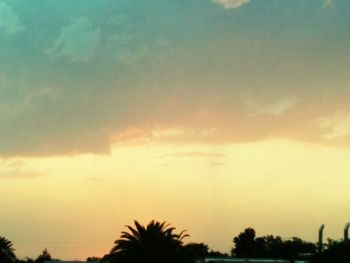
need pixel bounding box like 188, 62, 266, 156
1, 0, 350, 260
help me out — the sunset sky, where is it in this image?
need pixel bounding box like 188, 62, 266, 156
1, 0, 350, 260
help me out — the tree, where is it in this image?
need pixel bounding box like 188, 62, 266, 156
16, 258, 35, 263
87, 256, 101, 262
207, 250, 229, 258
258, 235, 283, 258
232, 227, 262, 257
313, 240, 350, 263
183, 242, 229, 259
232, 228, 316, 260
104, 220, 192, 263
0, 236, 16, 263
184, 243, 209, 260
35, 249, 51, 263
277, 237, 316, 260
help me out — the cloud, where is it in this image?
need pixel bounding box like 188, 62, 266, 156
0, 160, 47, 179
107, 93, 350, 149
210, 161, 226, 166
245, 97, 299, 116
106, 14, 153, 65
171, 152, 225, 158
1, 1, 350, 157
212, 0, 250, 9
323, 0, 335, 8
0, 170, 46, 179
0, 1, 23, 36
261, 98, 298, 116
321, 114, 350, 139
47, 17, 101, 63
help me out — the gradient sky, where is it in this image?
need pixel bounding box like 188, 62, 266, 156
1, 0, 350, 260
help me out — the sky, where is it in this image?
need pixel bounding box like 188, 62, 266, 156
0, 0, 350, 260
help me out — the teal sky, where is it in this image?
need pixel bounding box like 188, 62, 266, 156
1, 0, 350, 260
1, 0, 350, 156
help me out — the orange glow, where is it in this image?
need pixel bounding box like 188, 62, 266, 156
1, 140, 350, 259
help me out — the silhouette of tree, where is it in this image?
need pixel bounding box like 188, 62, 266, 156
207, 250, 229, 258
87, 256, 101, 262
182, 242, 229, 259
232, 228, 316, 260
184, 243, 209, 260
313, 240, 350, 263
232, 227, 262, 257
0, 236, 16, 263
277, 237, 316, 260
16, 258, 34, 263
263, 235, 284, 256
35, 249, 51, 263
104, 220, 192, 263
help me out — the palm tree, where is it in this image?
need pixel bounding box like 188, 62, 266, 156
0, 236, 16, 263
105, 220, 191, 263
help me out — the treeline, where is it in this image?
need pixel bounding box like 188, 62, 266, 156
1, 220, 350, 263
231, 227, 316, 259
231, 227, 350, 262
0, 245, 55, 263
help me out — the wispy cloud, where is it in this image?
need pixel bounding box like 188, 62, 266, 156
172, 152, 225, 158
210, 161, 226, 166
212, 0, 250, 9
323, 0, 335, 8
245, 97, 299, 117
213, 0, 332, 10
0, 170, 46, 179
321, 113, 350, 139
0, 160, 47, 180
47, 17, 101, 63
0, 1, 23, 36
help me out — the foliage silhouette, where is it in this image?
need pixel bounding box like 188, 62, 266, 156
207, 250, 229, 258
104, 220, 193, 263
183, 242, 229, 260
276, 237, 316, 259
8, 223, 350, 262
232, 227, 260, 257
87, 256, 101, 262
0, 236, 16, 263
16, 258, 34, 263
34, 249, 51, 263
183, 243, 209, 260
232, 227, 316, 260
312, 240, 350, 263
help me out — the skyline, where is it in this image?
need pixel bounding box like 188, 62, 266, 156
1, 0, 350, 260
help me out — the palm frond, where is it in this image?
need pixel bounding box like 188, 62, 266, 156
107, 220, 190, 263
